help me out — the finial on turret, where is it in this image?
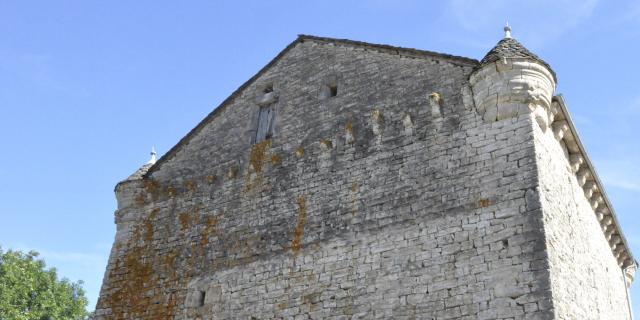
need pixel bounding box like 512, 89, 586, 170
148, 146, 157, 164
504, 22, 512, 39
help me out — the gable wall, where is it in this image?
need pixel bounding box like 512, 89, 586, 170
96, 40, 555, 319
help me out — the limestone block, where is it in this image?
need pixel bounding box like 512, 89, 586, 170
461, 84, 475, 111
371, 109, 384, 135
256, 91, 278, 106
624, 264, 637, 286
569, 154, 584, 173
402, 113, 413, 135
549, 101, 561, 124
576, 167, 592, 186
610, 236, 622, 247
345, 122, 355, 144
552, 120, 569, 141
590, 194, 604, 210
427, 92, 442, 117
583, 181, 598, 199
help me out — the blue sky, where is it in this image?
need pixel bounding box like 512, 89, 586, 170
1, 0, 639, 314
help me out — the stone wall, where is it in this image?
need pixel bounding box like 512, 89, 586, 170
94, 37, 598, 319
533, 107, 632, 319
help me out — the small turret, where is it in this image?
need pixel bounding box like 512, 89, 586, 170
112, 147, 157, 243
469, 25, 556, 130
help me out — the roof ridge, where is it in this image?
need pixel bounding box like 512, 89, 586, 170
298, 34, 479, 65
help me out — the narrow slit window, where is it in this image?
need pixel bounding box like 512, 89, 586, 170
255, 105, 275, 143
329, 84, 338, 97
198, 291, 206, 307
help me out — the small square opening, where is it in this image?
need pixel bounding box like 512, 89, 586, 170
263, 84, 273, 94
329, 84, 338, 97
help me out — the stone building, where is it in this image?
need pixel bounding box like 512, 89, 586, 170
96, 28, 636, 319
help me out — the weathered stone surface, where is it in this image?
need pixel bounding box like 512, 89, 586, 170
95, 35, 635, 319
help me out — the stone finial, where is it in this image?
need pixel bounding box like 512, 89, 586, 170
504, 23, 512, 39
148, 146, 157, 165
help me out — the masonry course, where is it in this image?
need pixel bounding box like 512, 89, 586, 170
95, 33, 636, 319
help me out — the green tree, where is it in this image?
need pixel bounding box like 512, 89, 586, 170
0, 248, 88, 320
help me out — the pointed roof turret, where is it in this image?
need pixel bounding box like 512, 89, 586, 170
476, 25, 557, 82
122, 147, 157, 182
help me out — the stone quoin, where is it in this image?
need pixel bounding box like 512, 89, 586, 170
96, 29, 636, 319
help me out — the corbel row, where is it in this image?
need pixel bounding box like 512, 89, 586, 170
342, 92, 443, 145
548, 99, 634, 269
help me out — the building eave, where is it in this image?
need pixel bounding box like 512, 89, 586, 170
553, 94, 637, 270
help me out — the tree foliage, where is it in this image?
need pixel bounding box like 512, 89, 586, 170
0, 248, 88, 320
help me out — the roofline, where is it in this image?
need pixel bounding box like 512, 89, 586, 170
143, 36, 304, 177
554, 94, 636, 266
144, 35, 479, 177
298, 34, 479, 66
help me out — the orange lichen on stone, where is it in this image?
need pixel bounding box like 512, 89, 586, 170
179, 212, 190, 232
477, 198, 491, 208
134, 193, 146, 206
291, 195, 307, 255
271, 154, 282, 165
200, 216, 218, 247
166, 185, 177, 197
245, 140, 273, 191
143, 179, 160, 194
295, 147, 305, 158
143, 209, 159, 242
185, 180, 196, 192
345, 120, 355, 144
249, 139, 272, 173
206, 175, 216, 184
319, 138, 333, 149
163, 250, 178, 270
345, 120, 353, 133
99, 207, 180, 320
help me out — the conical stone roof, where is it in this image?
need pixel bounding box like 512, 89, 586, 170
125, 163, 153, 181
476, 37, 557, 82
